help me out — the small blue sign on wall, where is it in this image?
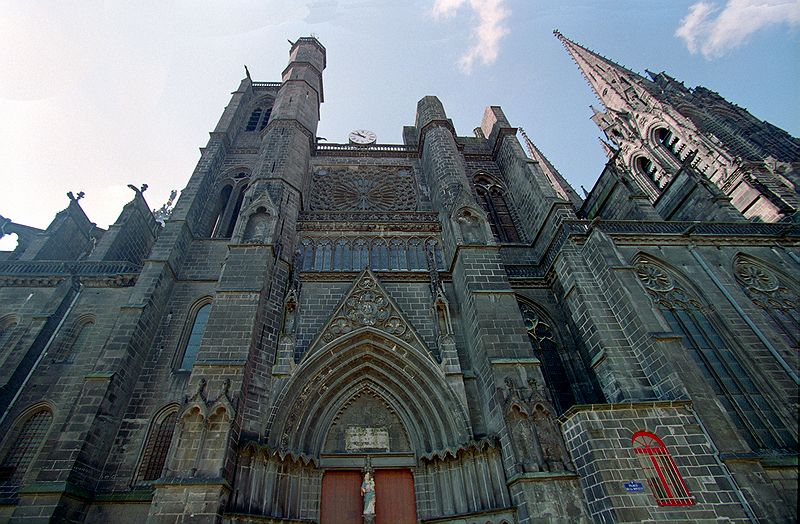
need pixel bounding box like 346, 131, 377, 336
624, 481, 645, 493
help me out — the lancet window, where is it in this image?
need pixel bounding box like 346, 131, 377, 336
298, 237, 444, 272
473, 175, 521, 243
136, 409, 178, 483
635, 155, 665, 189
208, 173, 250, 238
0, 408, 52, 489
654, 127, 682, 161
517, 300, 576, 413
54, 316, 94, 363
177, 300, 212, 371
244, 107, 272, 132
635, 258, 795, 450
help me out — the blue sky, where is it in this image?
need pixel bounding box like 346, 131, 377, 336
1, 0, 798, 249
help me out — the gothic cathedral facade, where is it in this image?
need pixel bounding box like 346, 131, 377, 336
0, 35, 797, 523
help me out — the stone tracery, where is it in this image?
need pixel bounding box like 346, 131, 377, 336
310, 166, 418, 212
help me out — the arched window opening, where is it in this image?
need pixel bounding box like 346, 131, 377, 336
210, 175, 250, 239
407, 239, 426, 270
301, 239, 314, 271
178, 302, 212, 371
245, 108, 262, 131
473, 176, 521, 243
0, 409, 52, 488
518, 302, 576, 413
137, 410, 178, 483
635, 156, 665, 190
636, 156, 655, 179
259, 108, 272, 131
370, 240, 388, 271
353, 239, 369, 270
333, 239, 351, 271
221, 184, 248, 238
632, 432, 694, 507
209, 185, 233, 237
426, 239, 445, 271
654, 127, 681, 160
55, 319, 94, 363
315, 240, 332, 271
244, 107, 273, 132
734, 258, 799, 351
635, 259, 795, 450
389, 239, 407, 270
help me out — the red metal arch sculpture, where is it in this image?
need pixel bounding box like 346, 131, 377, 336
631, 431, 694, 507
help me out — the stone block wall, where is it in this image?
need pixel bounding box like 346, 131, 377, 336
562, 402, 751, 523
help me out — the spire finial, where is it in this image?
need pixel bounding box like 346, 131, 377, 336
244, 65, 251, 80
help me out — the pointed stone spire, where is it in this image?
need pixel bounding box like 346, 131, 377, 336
518, 128, 583, 208
553, 30, 654, 113
598, 137, 617, 159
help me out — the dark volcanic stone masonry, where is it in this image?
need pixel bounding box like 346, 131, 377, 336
0, 34, 797, 523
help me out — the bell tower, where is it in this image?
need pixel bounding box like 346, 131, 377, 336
146, 37, 326, 523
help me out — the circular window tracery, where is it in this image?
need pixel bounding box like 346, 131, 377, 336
311, 167, 417, 212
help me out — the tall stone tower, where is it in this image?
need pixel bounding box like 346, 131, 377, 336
0, 35, 797, 524
555, 31, 799, 222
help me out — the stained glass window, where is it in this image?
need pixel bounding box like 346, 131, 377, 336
636, 259, 795, 450
137, 411, 178, 482
0, 409, 52, 487
179, 303, 211, 370
473, 176, 520, 243
518, 301, 576, 413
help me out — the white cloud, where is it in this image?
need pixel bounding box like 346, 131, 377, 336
676, 0, 800, 59
432, 0, 510, 73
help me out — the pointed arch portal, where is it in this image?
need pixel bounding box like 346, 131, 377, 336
268, 328, 470, 458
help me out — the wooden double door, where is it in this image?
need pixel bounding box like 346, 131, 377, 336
320, 469, 417, 524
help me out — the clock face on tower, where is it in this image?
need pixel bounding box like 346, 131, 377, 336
348, 129, 377, 145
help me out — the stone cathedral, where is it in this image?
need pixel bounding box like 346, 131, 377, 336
0, 33, 797, 524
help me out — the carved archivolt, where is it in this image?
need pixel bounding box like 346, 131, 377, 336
310, 166, 417, 212
267, 328, 471, 457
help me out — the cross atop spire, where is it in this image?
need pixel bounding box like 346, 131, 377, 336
553, 30, 653, 114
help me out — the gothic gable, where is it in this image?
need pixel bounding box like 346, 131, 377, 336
304, 268, 431, 359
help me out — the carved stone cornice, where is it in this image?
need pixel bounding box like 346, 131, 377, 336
0, 274, 137, 288
504, 219, 799, 286
313, 143, 419, 158
300, 211, 439, 221
0, 275, 68, 287
0, 260, 142, 287
298, 221, 440, 233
